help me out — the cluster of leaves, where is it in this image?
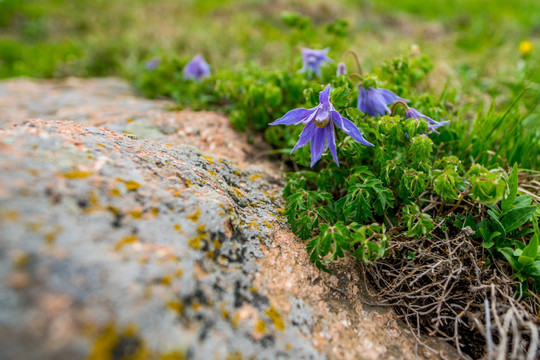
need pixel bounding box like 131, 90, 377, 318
281, 78, 539, 296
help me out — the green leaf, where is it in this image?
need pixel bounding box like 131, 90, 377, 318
498, 247, 523, 272
501, 163, 518, 212
500, 206, 536, 233
518, 229, 539, 267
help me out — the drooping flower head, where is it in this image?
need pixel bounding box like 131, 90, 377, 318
299, 48, 332, 77
357, 86, 408, 117
405, 107, 450, 134
336, 62, 347, 76
269, 85, 373, 167
146, 58, 160, 71
183, 55, 210, 81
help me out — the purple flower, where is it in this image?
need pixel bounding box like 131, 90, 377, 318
299, 48, 332, 77
357, 86, 408, 117
269, 85, 373, 167
146, 58, 160, 71
405, 107, 450, 134
183, 55, 210, 81
336, 62, 347, 76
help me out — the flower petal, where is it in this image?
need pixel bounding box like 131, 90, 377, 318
376, 88, 408, 104
332, 111, 374, 146
319, 84, 331, 104
357, 87, 389, 117
290, 121, 316, 153
269, 108, 314, 126
310, 127, 326, 167
325, 125, 339, 166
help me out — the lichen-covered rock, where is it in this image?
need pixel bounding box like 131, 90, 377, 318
0, 78, 458, 360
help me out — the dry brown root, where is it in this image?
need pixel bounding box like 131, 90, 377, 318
363, 230, 540, 359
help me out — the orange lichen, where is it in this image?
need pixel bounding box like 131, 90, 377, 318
173, 224, 183, 233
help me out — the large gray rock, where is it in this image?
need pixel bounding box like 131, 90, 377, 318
0, 78, 458, 360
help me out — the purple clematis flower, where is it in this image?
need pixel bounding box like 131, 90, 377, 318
146, 58, 160, 71
299, 48, 332, 77
183, 55, 210, 81
357, 86, 408, 117
336, 62, 347, 76
269, 85, 373, 167
405, 107, 450, 134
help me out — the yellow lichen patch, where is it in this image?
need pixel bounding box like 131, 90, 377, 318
160, 275, 173, 285
89, 191, 100, 206
231, 313, 241, 328
166, 300, 185, 315
44, 226, 63, 245
126, 118, 135, 123
110, 188, 121, 197
286, 343, 292, 350
130, 209, 143, 219
263, 220, 272, 229
106, 206, 120, 216
255, 319, 267, 334
231, 188, 244, 200
247, 222, 260, 231
114, 235, 138, 251
192, 302, 201, 311
233, 170, 240, 176
87, 323, 147, 360
62, 170, 94, 179
124, 180, 141, 191
175, 269, 184, 277
13, 252, 30, 269
188, 225, 208, 249
213, 239, 222, 249
28, 222, 42, 232
151, 207, 159, 216
219, 303, 230, 320
200, 155, 214, 164
207, 170, 217, 176
249, 173, 261, 181
173, 224, 183, 233
27, 168, 39, 176
265, 306, 285, 331
226, 352, 243, 360
96, 143, 107, 148
276, 208, 285, 215
187, 208, 201, 222
160, 352, 187, 360
5, 210, 20, 221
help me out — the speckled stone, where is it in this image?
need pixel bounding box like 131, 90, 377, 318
0, 78, 458, 360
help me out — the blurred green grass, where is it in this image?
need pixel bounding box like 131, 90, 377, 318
1, 0, 538, 77
0, 0, 538, 168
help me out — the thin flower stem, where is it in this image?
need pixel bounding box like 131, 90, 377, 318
288, 46, 302, 73
391, 100, 410, 116
348, 73, 363, 87
342, 50, 363, 74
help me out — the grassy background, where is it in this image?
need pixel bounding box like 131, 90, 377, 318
1, 0, 539, 168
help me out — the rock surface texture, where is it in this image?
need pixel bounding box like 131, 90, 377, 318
0, 78, 458, 360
